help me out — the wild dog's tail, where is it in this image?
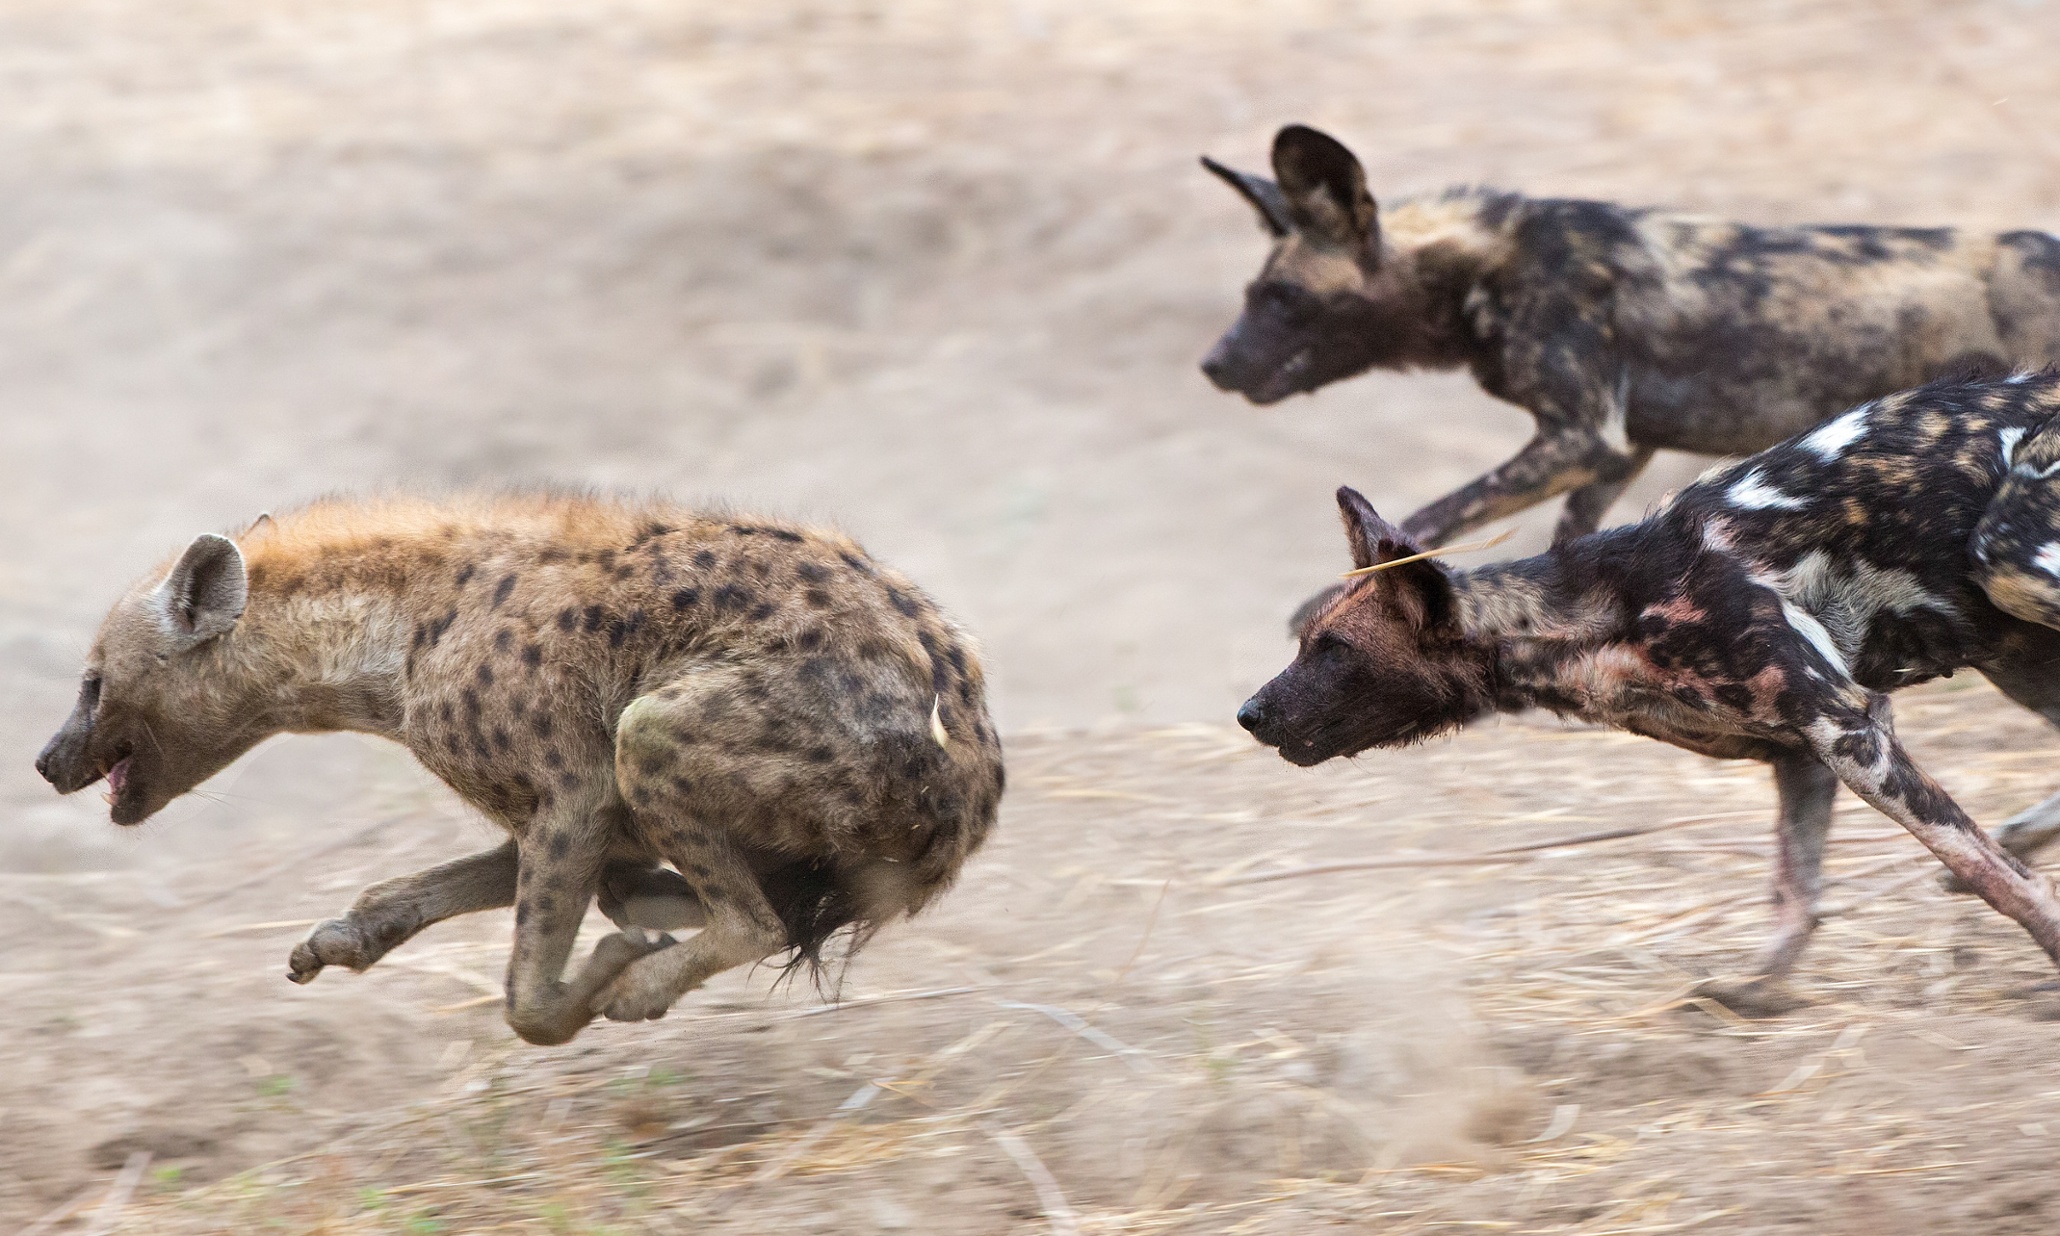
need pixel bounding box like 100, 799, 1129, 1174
1974, 415, 2060, 629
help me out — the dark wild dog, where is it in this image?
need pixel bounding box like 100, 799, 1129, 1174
1239, 374, 2060, 1011
35, 494, 1003, 1044
1201, 125, 2060, 571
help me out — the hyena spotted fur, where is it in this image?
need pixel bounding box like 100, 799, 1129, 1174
1240, 373, 2060, 1014
34, 494, 1004, 1044
1201, 125, 2060, 573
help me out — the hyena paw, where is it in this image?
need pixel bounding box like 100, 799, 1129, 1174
594, 951, 686, 1024
286, 918, 373, 984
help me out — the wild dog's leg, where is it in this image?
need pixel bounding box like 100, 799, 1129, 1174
1957, 485, 2060, 886
1550, 448, 1654, 544
1695, 755, 1837, 1015
502, 795, 666, 1046
1401, 428, 1643, 546
1809, 703, 2060, 968
289, 841, 518, 983
1403, 317, 1640, 546
1755, 754, 1839, 976
593, 685, 800, 1023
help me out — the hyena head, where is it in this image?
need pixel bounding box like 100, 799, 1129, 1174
1200, 125, 1436, 404
1238, 487, 1491, 765
36, 534, 261, 826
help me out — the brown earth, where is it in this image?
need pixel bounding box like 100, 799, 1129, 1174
4, 0, 2060, 1231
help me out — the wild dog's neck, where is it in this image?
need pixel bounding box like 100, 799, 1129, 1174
1450, 552, 1625, 707
1376, 190, 1519, 368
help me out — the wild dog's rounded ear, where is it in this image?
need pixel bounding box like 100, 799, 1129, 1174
1336, 486, 1419, 571
1272, 126, 1378, 252
1200, 155, 1292, 239
156, 533, 248, 649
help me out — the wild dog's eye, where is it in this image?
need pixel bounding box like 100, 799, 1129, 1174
80, 674, 103, 711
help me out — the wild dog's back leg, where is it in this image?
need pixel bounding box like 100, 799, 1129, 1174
1551, 447, 1654, 544
1809, 702, 2060, 969
1965, 451, 2060, 879
1694, 754, 1836, 1015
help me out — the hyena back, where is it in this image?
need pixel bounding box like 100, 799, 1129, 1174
1202, 125, 2060, 554
35, 493, 1004, 1044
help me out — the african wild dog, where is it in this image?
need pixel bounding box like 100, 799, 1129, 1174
34, 494, 1004, 1044
1201, 125, 2060, 582
1238, 374, 2060, 1012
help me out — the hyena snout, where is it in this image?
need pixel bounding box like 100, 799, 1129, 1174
34, 715, 107, 795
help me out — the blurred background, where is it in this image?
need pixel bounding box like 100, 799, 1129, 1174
12, 0, 2060, 745
7, 2, 2060, 1230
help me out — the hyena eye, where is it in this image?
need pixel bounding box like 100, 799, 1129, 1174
80, 674, 103, 712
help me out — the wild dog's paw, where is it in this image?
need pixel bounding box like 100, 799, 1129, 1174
287, 917, 372, 984
1688, 975, 1804, 1018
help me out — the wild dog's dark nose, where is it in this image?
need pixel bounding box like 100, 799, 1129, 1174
34, 735, 58, 785
1236, 697, 1266, 733
1200, 340, 1237, 390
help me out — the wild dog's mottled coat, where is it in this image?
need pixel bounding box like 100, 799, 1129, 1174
35, 493, 1003, 1044
1239, 375, 2060, 1009
1202, 125, 2060, 553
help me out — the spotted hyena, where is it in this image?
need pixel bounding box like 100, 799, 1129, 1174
1201, 125, 2060, 568
1238, 373, 2060, 1013
35, 494, 1004, 1044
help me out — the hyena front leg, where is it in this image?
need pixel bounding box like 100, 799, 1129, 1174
502, 795, 669, 1046
289, 840, 518, 984
287, 843, 695, 982
1810, 706, 2060, 970
1694, 754, 1837, 1015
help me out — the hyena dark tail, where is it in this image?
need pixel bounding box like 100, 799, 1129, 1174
1973, 415, 2060, 629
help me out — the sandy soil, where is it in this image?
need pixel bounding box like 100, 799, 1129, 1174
4, 0, 2060, 1230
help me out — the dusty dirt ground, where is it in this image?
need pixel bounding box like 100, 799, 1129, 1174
5, 0, 2060, 1230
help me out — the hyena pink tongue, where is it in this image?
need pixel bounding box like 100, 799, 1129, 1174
101, 757, 131, 806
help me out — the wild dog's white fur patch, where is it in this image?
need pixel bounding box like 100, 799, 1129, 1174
1800, 406, 1871, 461
1728, 470, 1808, 511
1758, 550, 1956, 668
2034, 541, 2060, 578
1999, 426, 2027, 468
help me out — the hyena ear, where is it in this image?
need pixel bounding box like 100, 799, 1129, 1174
156, 533, 248, 648
1336, 487, 1455, 629
1200, 155, 1292, 238
1271, 125, 1379, 252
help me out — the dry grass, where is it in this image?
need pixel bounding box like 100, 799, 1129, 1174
27, 683, 2052, 1235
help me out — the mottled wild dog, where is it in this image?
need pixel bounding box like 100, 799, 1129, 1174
35, 494, 1004, 1044
1239, 374, 2060, 1012
1201, 125, 2060, 562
